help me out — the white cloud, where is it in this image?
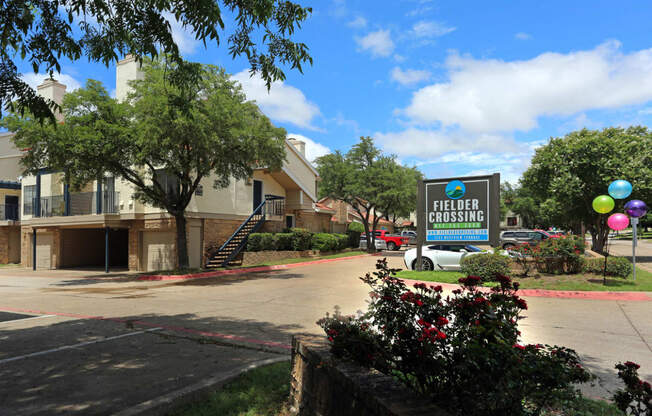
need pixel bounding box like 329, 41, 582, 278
355, 30, 395, 58
404, 41, 652, 132
515, 32, 532, 40
391, 67, 431, 86
347, 16, 367, 28
375, 128, 527, 160
163, 12, 200, 55
21, 72, 82, 92
376, 128, 542, 184
410, 21, 456, 38
233, 70, 321, 130
287, 133, 331, 162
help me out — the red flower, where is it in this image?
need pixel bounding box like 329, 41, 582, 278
413, 282, 427, 290
436, 316, 449, 326
513, 344, 525, 350
430, 285, 443, 293
624, 361, 641, 369
328, 336, 334, 342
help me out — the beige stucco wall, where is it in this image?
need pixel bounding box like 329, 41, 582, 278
283, 142, 318, 200
0, 133, 23, 181
116, 55, 144, 103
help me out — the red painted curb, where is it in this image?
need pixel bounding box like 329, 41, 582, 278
138, 253, 375, 281
0, 306, 292, 350
398, 278, 652, 301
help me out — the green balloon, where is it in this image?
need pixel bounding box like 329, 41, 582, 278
592, 195, 615, 214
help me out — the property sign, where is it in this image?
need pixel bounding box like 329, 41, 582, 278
417, 174, 500, 246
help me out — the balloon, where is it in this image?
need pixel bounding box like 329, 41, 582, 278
592, 195, 615, 214
607, 213, 630, 231
608, 180, 633, 199
624, 200, 648, 218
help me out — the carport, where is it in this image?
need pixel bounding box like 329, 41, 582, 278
31, 227, 128, 272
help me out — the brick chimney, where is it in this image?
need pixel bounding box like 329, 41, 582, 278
36, 79, 66, 121
288, 138, 306, 157
116, 54, 144, 102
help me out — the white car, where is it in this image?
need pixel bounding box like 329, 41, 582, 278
403, 244, 486, 271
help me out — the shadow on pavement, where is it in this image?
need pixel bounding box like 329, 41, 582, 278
0, 313, 299, 416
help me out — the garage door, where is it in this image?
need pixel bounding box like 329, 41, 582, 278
36, 233, 53, 269
143, 231, 175, 272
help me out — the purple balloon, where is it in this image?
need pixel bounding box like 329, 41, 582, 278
625, 200, 648, 218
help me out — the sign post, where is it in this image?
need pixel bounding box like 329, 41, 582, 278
417, 174, 500, 262
631, 217, 638, 281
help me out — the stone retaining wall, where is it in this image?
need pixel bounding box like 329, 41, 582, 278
289, 335, 448, 416
241, 249, 355, 266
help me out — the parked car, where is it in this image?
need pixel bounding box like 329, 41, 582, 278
499, 229, 550, 249
534, 229, 562, 239
403, 244, 486, 271
359, 235, 388, 250
400, 230, 417, 245
372, 230, 410, 251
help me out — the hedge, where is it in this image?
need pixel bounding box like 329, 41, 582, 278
583, 256, 631, 278
460, 253, 512, 282
246, 230, 350, 252
290, 228, 313, 251
312, 233, 338, 251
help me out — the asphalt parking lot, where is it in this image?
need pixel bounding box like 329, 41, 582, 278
0, 254, 650, 414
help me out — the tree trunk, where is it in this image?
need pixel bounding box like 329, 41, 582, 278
590, 216, 610, 254
362, 221, 375, 253
175, 213, 189, 270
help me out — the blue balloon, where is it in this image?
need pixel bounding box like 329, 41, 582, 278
608, 180, 632, 199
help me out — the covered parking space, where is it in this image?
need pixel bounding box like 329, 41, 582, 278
25, 216, 133, 272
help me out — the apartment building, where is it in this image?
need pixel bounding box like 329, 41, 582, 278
0, 132, 22, 264
17, 56, 331, 271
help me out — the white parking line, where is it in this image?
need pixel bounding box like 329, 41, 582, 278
0, 314, 56, 323
0, 327, 162, 365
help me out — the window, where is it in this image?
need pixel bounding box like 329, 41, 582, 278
154, 169, 179, 198
529, 232, 543, 240
515, 232, 529, 238
23, 185, 35, 215
195, 185, 203, 196
507, 217, 518, 226
502, 232, 514, 238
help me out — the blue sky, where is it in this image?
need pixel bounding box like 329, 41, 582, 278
15, 0, 652, 184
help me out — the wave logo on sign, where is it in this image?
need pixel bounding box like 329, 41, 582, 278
445, 180, 466, 200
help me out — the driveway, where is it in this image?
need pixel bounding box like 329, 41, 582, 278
0, 255, 650, 414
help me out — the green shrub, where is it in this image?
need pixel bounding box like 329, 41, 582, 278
532, 235, 585, 274
460, 253, 511, 282
583, 257, 631, 278
275, 233, 294, 251
347, 222, 364, 248
348, 222, 365, 233
334, 234, 349, 250
247, 233, 263, 252
290, 228, 313, 251
312, 233, 338, 251
258, 233, 276, 251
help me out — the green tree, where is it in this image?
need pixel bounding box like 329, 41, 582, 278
316, 137, 418, 251
520, 127, 652, 253
1, 0, 312, 121
2, 57, 286, 268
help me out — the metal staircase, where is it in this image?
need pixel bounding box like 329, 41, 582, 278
205, 195, 284, 268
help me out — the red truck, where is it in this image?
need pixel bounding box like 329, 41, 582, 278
372, 230, 409, 251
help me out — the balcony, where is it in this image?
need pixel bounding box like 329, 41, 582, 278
0, 204, 19, 221
24, 191, 120, 218
264, 195, 285, 217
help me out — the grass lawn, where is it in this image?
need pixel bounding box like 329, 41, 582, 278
172, 361, 622, 416
172, 361, 291, 416
611, 230, 652, 240
395, 267, 652, 292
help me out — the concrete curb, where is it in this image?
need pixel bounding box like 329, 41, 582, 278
398, 278, 652, 301
138, 253, 376, 281
113, 356, 290, 416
